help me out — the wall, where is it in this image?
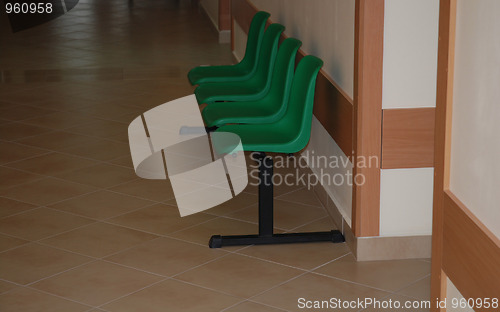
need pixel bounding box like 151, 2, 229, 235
306, 118, 353, 225
242, 0, 356, 226
237, 0, 439, 242
379, 0, 439, 236
250, 0, 355, 99
382, 0, 439, 109
449, 0, 500, 239
446, 278, 473, 312
200, 0, 219, 30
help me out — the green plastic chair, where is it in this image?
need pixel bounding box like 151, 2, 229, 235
195, 23, 285, 105
187, 11, 270, 86
201, 38, 302, 127
208, 55, 345, 248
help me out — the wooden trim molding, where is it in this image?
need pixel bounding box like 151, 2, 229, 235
218, 0, 231, 31
381, 107, 435, 169
352, 0, 384, 237
442, 190, 500, 301
231, 0, 258, 34
313, 72, 353, 157
431, 0, 457, 309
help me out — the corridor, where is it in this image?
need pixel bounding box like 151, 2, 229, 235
0, 1, 430, 311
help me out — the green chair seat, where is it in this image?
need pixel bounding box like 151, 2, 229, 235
215, 55, 324, 154
195, 23, 285, 105
187, 11, 270, 86
202, 38, 302, 127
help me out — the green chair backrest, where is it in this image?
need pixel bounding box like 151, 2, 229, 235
252, 23, 285, 87
239, 11, 271, 73
282, 55, 324, 152
266, 38, 302, 119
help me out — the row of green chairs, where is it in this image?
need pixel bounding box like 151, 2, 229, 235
187, 11, 344, 248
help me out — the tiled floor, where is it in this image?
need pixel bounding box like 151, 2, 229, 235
0, 0, 430, 311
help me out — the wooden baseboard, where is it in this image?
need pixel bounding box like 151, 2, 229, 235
313, 183, 431, 261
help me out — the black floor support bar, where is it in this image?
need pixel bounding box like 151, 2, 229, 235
209, 153, 345, 248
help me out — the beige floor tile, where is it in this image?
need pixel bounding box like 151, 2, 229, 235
56, 163, 137, 188
21, 111, 94, 130
224, 301, 286, 312
31, 260, 163, 306
104, 111, 144, 124
0, 208, 94, 240
0, 197, 36, 219
15, 131, 96, 151
49, 190, 153, 220
176, 253, 302, 298
291, 216, 340, 232
105, 130, 129, 143
0, 105, 55, 121
314, 254, 431, 292
0, 233, 28, 252
60, 139, 130, 161
0, 167, 43, 190
107, 154, 134, 169
229, 199, 327, 231
29, 96, 99, 111
109, 203, 216, 235
165, 192, 258, 217
75, 103, 144, 121
109, 92, 174, 109
66, 119, 127, 138
109, 179, 175, 202
361, 293, 431, 312
169, 216, 260, 246
5, 152, 97, 176
0, 122, 52, 141
397, 276, 431, 300
0, 280, 18, 294
105, 237, 227, 276
102, 279, 240, 312
0, 243, 92, 285
276, 187, 324, 207
0, 87, 55, 104
0, 177, 96, 206
252, 273, 390, 312
0, 141, 47, 165
272, 180, 305, 196
0, 287, 91, 312
237, 242, 351, 271
241, 172, 305, 196
41, 222, 158, 258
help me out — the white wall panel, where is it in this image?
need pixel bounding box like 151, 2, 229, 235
450, 0, 500, 239
382, 0, 439, 109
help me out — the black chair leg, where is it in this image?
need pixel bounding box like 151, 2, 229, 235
209, 153, 344, 248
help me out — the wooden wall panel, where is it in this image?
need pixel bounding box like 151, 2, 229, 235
352, 0, 384, 237
381, 107, 435, 169
313, 72, 353, 157
442, 191, 500, 303
219, 0, 232, 31
431, 0, 456, 309
231, 0, 258, 34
